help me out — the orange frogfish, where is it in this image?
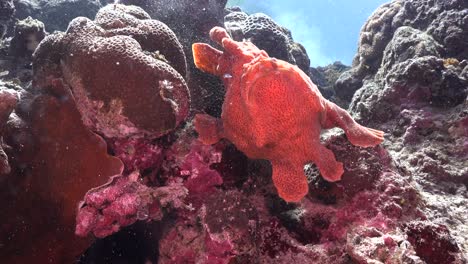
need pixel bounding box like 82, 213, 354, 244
192, 27, 384, 202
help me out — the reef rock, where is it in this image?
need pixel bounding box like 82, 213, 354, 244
0, 0, 14, 38
116, 1, 312, 117
158, 190, 258, 263
117, 0, 227, 52
0, 16, 45, 84
9, 16, 45, 58
224, 9, 310, 73
0, 1, 467, 263
13, 0, 102, 32
0, 81, 18, 177
309, 61, 350, 100
0, 3, 191, 263
332, 0, 468, 260
117, 0, 228, 115
0, 79, 124, 263
76, 172, 188, 238
335, 0, 468, 103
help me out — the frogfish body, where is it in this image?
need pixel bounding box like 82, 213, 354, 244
192, 27, 384, 202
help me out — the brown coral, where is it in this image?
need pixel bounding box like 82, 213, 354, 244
0, 79, 123, 263
33, 4, 190, 139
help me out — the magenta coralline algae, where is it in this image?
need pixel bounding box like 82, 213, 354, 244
406, 221, 461, 264
109, 137, 164, 173
76, 172, 188, 238
162, 137, 224, 206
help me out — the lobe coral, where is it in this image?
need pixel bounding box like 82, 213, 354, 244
192, 27, 384, 202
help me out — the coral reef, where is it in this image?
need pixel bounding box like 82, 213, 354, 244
157, 133, 430, 263
116, 1, 311, 117
76, 172, 188, 238
9, 16, 45, 57
1, 79, 124, 263
0, 81, 18, 177
0, 0, 466, 263
33, 4, 190, 138
309, 61, 350, 99
117, 0, 228, 115
118, 0, 227, 50
405, 221, 462, 264
13, 0, 102, 32
224, 9, 310, 73
0, 0, 14, 38
335, 0, 468, 103
332, 0, 468, 261
0, 3, 191, 262
192, 27, 383, 202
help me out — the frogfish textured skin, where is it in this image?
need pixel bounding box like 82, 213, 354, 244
192, 27, 385, 202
